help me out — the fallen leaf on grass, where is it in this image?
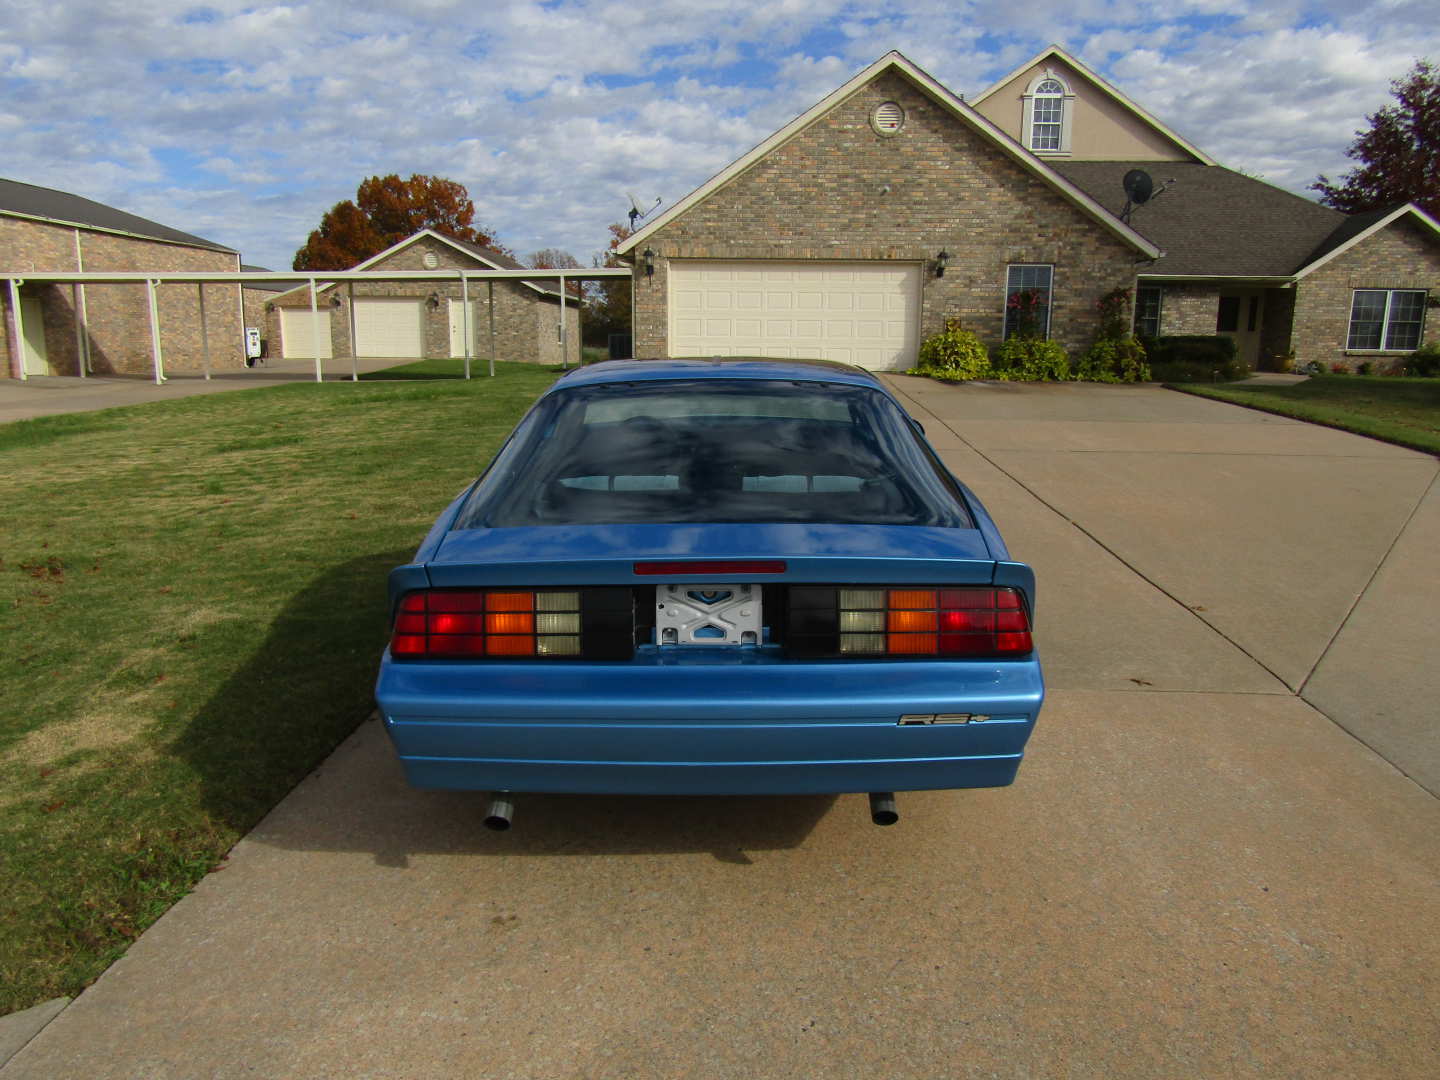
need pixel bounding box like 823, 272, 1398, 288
1128, 677, 1155, 686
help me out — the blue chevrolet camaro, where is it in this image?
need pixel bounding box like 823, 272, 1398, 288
375, 358, 1043, 827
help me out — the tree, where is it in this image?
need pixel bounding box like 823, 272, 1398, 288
526, 248, 583, 298
581, 222, 633, 348
292, 174, 508, 270
1312, 59, 1440, 219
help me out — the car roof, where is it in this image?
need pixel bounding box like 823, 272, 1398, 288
550, 357, 887, 392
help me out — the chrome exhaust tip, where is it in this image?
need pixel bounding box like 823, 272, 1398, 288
483, 793, 515, 832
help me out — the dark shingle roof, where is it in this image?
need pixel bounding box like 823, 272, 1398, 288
239, 264, 291, 292
445, 235, 570, 299
0, 177, 236, 253
1050, 162, 1345, 277
1296, 205, 1402, 270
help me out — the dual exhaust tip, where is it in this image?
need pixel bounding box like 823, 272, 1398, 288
483, 791, 900, 830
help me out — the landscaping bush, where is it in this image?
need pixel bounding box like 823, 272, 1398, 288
914, 319, 992, 381
1146, 334, 1248, 382
1075, 335, 1150, 382
991, 336, 1070, 381
1405, 342, 1440, 377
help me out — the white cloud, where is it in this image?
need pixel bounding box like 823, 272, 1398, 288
0, 0, 1437, 269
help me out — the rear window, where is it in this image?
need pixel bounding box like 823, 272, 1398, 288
457, 379, 972, 528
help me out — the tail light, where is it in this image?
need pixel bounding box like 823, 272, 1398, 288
787, 586, 1033, 658
390, 588, 633, 660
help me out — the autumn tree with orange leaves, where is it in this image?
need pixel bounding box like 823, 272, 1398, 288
292, 174, 509, 270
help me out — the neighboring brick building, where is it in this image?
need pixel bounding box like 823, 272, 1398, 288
618, 48, 1440, 372
1, 177, 242, 378
267, 230, 581, 367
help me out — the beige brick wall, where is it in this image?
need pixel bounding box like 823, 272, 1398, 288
269, 234, 581, 365
631, 72, 1143, 361
2, 215, 242, 377
1292, 218, 1440, 371
1155, 283, 1220, 336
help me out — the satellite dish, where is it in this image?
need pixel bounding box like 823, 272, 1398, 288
627, 193, 662, 230
1123, 169, 1154, 205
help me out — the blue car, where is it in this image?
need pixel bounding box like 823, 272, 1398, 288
375, 358, 1043, 826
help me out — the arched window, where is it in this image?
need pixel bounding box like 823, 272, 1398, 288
1023, 70, 1073, 154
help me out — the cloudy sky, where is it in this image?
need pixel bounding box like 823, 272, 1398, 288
3, 1, 1436, 271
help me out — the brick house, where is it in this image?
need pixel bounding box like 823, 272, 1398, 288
267, 230, 581, 366
1, 177, 243, 378
617, 48, 1440, 372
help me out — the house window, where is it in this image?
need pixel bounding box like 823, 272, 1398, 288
1022, 71, 1073, 154
1005, 264, 1053, 339
1135, 286, 1162, 337
1216, 297, 1240, 333
1347, 289, 1427, 350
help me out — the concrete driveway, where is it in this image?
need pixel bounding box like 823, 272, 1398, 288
4, 378, 1438, 1078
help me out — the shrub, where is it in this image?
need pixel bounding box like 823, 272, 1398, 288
1406, 341, 1440, 377
914, 319, 992, 381
991, 336, 1070, 381
1147, 335, 1247, 382
1076, 335, 1150, 383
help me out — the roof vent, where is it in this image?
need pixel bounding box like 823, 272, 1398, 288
422, 251, 439, 269
871, 101, 905, 136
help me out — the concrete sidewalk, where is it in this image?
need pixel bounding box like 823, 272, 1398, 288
4, 378, 1437, 1078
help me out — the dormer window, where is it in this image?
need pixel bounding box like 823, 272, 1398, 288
1022, 70, 1074, 155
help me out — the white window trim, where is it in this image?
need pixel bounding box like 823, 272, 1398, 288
1004, 263, 1055, 340
1021, 69, 1075, 156
1346, 288, 1428, 352
1135, 285, 1163, 337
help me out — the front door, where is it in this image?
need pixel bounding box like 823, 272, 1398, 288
448, 300, 477, 357
20, 296, 49, 375
1216, 290, 1264, 370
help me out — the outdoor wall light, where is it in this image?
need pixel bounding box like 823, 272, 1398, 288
935, 250, 950, 278
643, 248, 655, 277
330, 294, 343, 308
426, 292, 441, 310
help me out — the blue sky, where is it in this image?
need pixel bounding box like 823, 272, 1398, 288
2, 1, 1436, 271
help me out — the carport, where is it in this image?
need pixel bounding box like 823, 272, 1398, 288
3, 267, 630, 383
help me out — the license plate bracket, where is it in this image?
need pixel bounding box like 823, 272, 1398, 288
655, 583, 763, 646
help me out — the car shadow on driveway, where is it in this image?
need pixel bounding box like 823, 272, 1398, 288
172, 550, 836, 866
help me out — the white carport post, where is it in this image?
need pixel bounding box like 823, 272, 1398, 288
72, 230, 90, 377
308, 277, 323, 383
558, 273, 568, 370
461, 271, 472, 380
487, 281, 496, 378
146, 278, 166, 384
347, 282, 358, 381
197, 284, 212, 380
6, 278, 26, 381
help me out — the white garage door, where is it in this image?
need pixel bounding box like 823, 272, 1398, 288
354, 298, 425, 357
669, 261, 922, 370
279, 308, 333, 359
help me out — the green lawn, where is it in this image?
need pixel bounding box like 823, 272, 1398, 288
0, 364, 557, 1014
1174, 375, 1440, 456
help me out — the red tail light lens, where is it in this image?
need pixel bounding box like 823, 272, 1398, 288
391, 590, 582, 659
837, 587, 1032, 657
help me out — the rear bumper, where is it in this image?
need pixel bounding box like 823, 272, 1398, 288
376, 653, 1043, 796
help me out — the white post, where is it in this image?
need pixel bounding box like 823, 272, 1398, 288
558, 273, 568, 370
487, 280, 496, 378
146, 279, 165, 384
347, 282, 358, 381
198, 283, 212, 380
309, 277, 323, 383
6, 278, 26, 381
461, 272, 472, 380
73, 230, 90, 377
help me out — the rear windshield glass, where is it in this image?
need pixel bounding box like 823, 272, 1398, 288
457, 379, 972, 528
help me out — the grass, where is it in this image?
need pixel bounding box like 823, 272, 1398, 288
0, 362, 558, 1014
1173, 375, 1440, 456
358, 349, 611, 381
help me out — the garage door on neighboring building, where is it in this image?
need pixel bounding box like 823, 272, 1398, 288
279, 307, 333, 359
668, 261, 922, 370
353, 298, 425, 357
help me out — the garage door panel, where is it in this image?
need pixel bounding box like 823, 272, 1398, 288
354, 299, 424, 358
669, 261, 919, 370
280, 308, 333, 359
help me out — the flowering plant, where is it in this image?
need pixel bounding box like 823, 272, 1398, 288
1006, 290, 1048, 339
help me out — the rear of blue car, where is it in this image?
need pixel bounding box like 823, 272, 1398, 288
374, 361, 1043, 801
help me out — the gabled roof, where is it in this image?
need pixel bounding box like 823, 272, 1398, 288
1294, 203, 1440, 279
616, 51, 1161, 260
1052, 161, 1345, 277
0, 176, 236, 253
970, 45, 1215, 167
272, 229, 570, 303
